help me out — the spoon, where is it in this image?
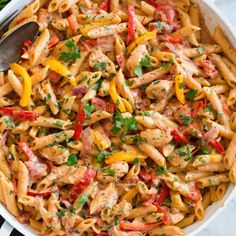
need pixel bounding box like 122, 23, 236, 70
0, 21, 39, 71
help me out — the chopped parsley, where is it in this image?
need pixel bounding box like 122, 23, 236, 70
94, 61, 107, 71
96, 150, 111, 163
134, 157, 139, 166
186, 89, 198, 100
134, 55, 152, 77
178, 144, 195, 161
59, 40, 81, 63
197, 46, 205, 54
198, 146, 211, 155
111, 112, 136, 135
156, 166, 166, 176
100, 167, 115, 177
77, 194, 89, 209
58, 209, 67, 218
179, 114, 191, 126
83, 102, 96, 116
66, 154, 78, 166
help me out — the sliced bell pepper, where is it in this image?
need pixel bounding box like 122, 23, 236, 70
191, 100, 206, 118
171, 129, 188, 144
105, 151, 147, 164
127, 5, 136, 45
92, 127, 111, 150
155, 182, 170, 204
100, 0, 109, 11
18, 141, 35, 160
210, 139, 225, 154
48, 35, 60, 49
43, 58, 76, 86
175, 74, 185, 105
10, 63, 32, 107
121, 98, 133, 113
122, 187, 138, 202
0, 108, 37, 121
68, 168, 96, 202
67, 14, 80, 35
109, 78, 126, 112
127, 30, 157, 54
73, 101, 85, 139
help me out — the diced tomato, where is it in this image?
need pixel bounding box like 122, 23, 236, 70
73, 101, 85, 139
127, 5, 136, 45
0, 108, 38, 121
171, 129, 188, 144
155, 182, 170, 204
106, 102, 115, 113
139, 168, 151, 182
153, 202, 172, 224
210, 139, 225, 154
48, 35, 60, 49
119, 221, 162, 231
100, 0, 109, 11
68, 168, 96, 202
191, 100, 206, 118
185, 182, 201, 202
91, 98, 107, 111
21, 39, 33, 55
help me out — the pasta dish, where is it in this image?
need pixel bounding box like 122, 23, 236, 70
0, 0, 236, 235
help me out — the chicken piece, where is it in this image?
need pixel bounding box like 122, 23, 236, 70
126, 44, 148, 77
90, 183, 118, 214
39, 144, 69, 164
146, 80, 174, 100
89, 48, 116, 78
140, 128, 172, 147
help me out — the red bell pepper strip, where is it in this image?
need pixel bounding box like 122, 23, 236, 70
210, 139, 225, 154
73, 101, 85, 139
100, 0, 109, 11
120, 221, 162, 231
18, 141, 37, 160
127, 5, 136, 45
155, 182, 170, 204
185, 182, 201, 202
0, 108, 38, 121
68, 169, 96, 202
171, 129, 188, 144
27, 189, 52, 197
191, 100, 206, 118
154, 203, 171, 224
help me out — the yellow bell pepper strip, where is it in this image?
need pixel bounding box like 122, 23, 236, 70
109, 78, 126, 112
10, 63, 32, 107
122, 187, 138, 202
175, 74, 185, 104
105, 151, 147, 164
121, 98, 133, 113
92, 127, 111, 150
43, 59, 76, 86
127, 30, 157, 54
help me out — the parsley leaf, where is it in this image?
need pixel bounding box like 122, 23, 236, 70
58, 209, 67, 218
134, 157, 139, 166
134, 55, 151, 77
59, 40, 81, 63
66, 154, 78, 166
111, 112, 136, 135
186, 89, 198, 100
83, 102, 96, 116
156, 166, 166, 176
134, 65, 142, 77
96, 150, 111, 163
179, 114, 191, 126
94, 61, 107, 71
100, 167, 115, 176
